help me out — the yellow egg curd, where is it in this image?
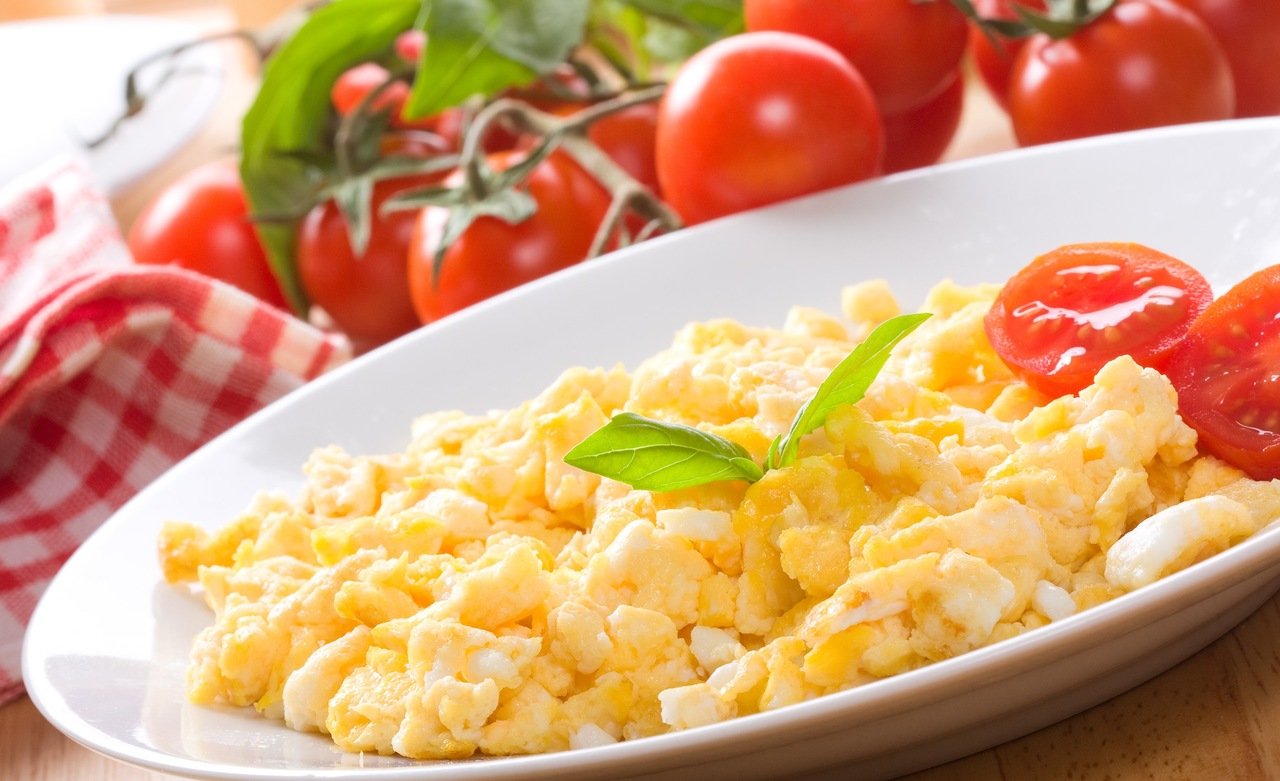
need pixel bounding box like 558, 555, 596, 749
158, 279, 1280, 758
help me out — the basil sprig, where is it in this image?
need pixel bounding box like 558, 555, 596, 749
766, 311, 930, 470
240, 0, 421, 313
565, 313, 930, 492
564, 412, 764, 490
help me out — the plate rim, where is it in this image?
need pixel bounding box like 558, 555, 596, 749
23, 115, 1280, 779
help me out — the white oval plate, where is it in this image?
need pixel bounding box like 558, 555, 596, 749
24, 118, 1280, 780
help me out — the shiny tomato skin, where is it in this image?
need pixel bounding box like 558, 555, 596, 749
655, 31, 884, 226
969, 0, 1047, 110
408, 151, 610, 323
1009, 0, 1234, 146
745, 0, 969, 114
1166, 266, 1280, 480
128, 160, 286, 308
882, 70, 964, 173
1169, 0, 1280, 117
296, 177, 429, 345
985, 242, 1212, 397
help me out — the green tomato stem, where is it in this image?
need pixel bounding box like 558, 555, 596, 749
454, 84, 680, 254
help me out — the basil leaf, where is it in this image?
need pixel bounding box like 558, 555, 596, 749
620, 0, 743, 38
241, 0, 422, 313
767, 313, 931, 470
590, 0, 741, 71
565, 412, 764, 491
404, 0, 591, 119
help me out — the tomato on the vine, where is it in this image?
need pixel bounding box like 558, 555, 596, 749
882, 71, 964, 173
1165, 266, 1280, 480
1168, 0, 1280, 118
744, 0, 969, 114
296, 175, 437, 345
394, 29, 425, 64
587, 103, 662, 195
128, 160, 286, 308
968, 0, 1047, 110
408, 151, 611, 323
331, 63, 410, 118
1008, 0, 1234, 146
985, 242, 1211, 397
655, 31, 883, 226
523, 101, 662, 195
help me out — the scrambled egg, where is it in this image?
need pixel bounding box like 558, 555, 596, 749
158, 280, 1280, 758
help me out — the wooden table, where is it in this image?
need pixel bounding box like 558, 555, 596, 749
4, 4, 1279, 780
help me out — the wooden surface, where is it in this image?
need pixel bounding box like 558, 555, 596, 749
4, 4, 1278, 781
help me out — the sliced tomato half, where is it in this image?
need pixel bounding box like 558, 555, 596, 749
1165, 265, 1280, 479
985, 242, 1212, 397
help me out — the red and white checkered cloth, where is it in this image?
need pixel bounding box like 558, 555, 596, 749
0, 160, 351, 705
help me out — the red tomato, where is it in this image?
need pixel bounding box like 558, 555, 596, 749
968, 0, 1047, 110
882, 70, 964, 173
744, 0, 969, 114
1166, 266, 1280, 479
588, 102, 661, 195
985, 242, 1211, 397
1008, 0, 1234, 146
128, 160, 286, 308
296, 177, 430, 344
331, 63, 410, 117
408, 151, 610, 323
395, 29, 426, 64
655, 32, 884, 226
1169, 0, 1280, 117
520, 102, 660, 194
430, 107, 522, 153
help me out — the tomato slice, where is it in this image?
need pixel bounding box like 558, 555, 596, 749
1165, 265, 1280, 479
985, 242, 1211, 397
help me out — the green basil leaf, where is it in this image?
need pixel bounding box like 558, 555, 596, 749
767, 313, 931, 470
404, 0, 591, 119
588, 1, 652, 79
620, 0, 742, 37
565, 412, 763, 491
241, 0, 422, 313
591, 0, 741, 68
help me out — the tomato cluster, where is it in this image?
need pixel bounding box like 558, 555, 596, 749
128, 0, 1280, 354
987, 244, 1280, 480
970, 0, 1277, 144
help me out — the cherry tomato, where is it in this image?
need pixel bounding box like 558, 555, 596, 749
1166, 266, 1280, 479
882, 70, 964, 173
1168, 0, 1280, 117
521, 102, 661, 194
744, 0, 969, 114
378, 130, 451, 160
588, 103, 661, 195
1008, 0, 1234, 146
128, 160, 286, 308
431, 107, 522, 153
297, 176, 432, 345
509, 66, 593, 111
968, 0, 1047, 110
331, 63, 410, 117
395, 29, 426, 64
655, 32, 884, 226
408, 151, 610, 323
985, 242, 1211, 397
